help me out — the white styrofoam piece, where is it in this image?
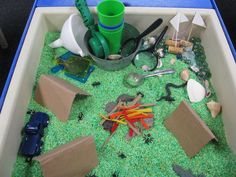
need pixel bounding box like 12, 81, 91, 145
0, 7, 235, 177
187, 79, 206, 102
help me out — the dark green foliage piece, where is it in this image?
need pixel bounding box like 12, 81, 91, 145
190, 37, 212, 80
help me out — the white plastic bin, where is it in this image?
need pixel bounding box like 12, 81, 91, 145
0, 7, 235, 177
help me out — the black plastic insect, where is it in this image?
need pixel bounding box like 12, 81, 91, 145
78, 112, 84, 121
156, 82, 187, 103
118, 152, 126, 159
27, 109, 36, 115
112, 172, 119, 177
143, 133, 154, 144
92, 81, 101, 87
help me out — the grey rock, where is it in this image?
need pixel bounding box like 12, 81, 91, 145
105, 102, 117, 113
116, 94, 135, 103
172, 164, 206, 177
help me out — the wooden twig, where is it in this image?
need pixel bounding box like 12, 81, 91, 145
100, 101, 123, 125
101, 131, 116, 149
126, 120, 141, 136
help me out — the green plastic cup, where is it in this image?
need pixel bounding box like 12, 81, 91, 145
97, 0, 125, 27
99, 25, 123, 54
97, 0, 125, 53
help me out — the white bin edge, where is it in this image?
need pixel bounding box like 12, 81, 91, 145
0, 7, 235, 177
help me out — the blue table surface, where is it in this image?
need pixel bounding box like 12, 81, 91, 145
37, 0, 213, 9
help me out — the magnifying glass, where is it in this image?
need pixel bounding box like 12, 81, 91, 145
132, 26, 168, 71
120, 18, 163, 57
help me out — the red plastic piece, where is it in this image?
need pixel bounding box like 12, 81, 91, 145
111, 123, 119, 133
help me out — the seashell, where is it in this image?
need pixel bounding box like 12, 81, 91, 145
207, 101, 222, 118
147, 37, 156, 45
156, 59, 163, 68
142, 65, 151, 71
187, 79, 205, 103
180, 69, 190, 81
204, 80, 211, 98
190, 65, 200, 73
108, 54, 121, 60
156, 48, 165, 58
170, 58, 176, 65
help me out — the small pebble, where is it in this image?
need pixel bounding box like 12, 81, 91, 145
102, 120, 114, 132
108, 54, 121, 60
180, 69, 190, 81
142, 65, 151, 71
148, 37, 156, 45
170, 58, 176, 65
190, 65, 200, 73
156, 48, 165, 58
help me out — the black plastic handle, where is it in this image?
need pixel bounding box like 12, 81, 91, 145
153, 26, 169, 50
136, 18, 163, 42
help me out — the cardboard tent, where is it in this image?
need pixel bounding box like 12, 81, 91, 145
35, 75, 91, 122
34, 136, 98, 177
164, 100, 217, 158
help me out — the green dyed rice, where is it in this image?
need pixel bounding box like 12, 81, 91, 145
12, 32, 236, 177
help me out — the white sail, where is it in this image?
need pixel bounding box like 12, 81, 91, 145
192, 12, 206, 28
187, 12, 206, 41
170, 12, 189, 32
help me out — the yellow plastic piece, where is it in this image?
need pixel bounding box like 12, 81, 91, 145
99, 114, 127, 125
126, 108, 152, 117
127, 108, 152, 113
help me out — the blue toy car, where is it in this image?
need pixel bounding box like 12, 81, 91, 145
19, 112, 49, 161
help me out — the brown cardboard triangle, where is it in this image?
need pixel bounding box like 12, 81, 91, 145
164, 100, 217, 158
35, 75, 91, 122
34, 136, 98, 177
